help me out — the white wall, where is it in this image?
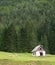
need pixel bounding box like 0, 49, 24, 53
36, 51, 40, 56
42, 51, 45, 56
35, 51, 46, 56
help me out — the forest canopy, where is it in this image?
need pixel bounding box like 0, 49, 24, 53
0, 0, 55, 54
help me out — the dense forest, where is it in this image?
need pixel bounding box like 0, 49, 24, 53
0, 0, 55, 54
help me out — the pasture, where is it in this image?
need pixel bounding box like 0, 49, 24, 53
0, 51, 55, 65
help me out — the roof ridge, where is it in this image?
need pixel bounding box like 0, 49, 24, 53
32, 45, 43, 52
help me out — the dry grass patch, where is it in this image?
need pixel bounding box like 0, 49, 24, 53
0, 59, 51, 65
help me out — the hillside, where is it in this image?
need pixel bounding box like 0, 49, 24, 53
0, 0, 55, 54
0, 51, 55, 65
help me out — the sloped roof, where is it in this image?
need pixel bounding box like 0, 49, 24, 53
32, 45, 44, 52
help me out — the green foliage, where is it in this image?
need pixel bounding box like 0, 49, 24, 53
0, 0, 55, 54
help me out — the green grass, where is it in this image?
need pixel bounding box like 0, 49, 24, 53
0, 51, 55, 65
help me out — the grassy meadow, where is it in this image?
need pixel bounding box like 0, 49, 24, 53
0, 51, 55, 65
